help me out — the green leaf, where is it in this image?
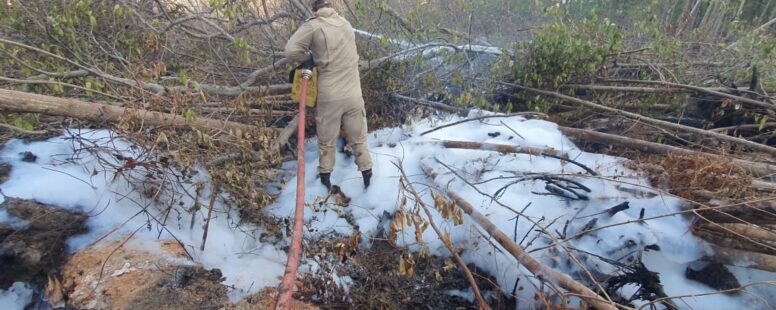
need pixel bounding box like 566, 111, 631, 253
759, 115, 769, 132
11, 117, 34, 131
178, 71, 189, 86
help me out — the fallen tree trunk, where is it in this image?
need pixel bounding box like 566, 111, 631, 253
694, 200, 776, 225
751, 180, 776, 191
557, 126, 776, 177
353, 29, 505, 56
270, 114, 299, 152
0, 89, 267, 134
710, 122, 776, 133
501, 82, 776, 156
438, 140, 565, 157
424, 140, 597, 176
698, 223, 776, 243
422, 164, 618, 310
712, 245, 776, 272
692, 225, 776, 255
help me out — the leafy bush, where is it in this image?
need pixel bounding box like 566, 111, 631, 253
511, 17, 622, 89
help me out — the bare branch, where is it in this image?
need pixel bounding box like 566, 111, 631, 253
498, 81, 776, 156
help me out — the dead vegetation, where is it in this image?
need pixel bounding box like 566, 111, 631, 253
294, 232, 513, 310
637, 154, 754, 201
0, 0, 776, 309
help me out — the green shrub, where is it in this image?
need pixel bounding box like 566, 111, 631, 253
512, 18, 622, 89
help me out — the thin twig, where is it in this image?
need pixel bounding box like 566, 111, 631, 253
394, 161, 491, 310
0, 122, 48, 135
200, 181, 220, 251
419, 112, 547, 136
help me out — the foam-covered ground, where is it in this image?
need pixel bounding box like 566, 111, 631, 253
0, 130, 286, 308
268, 110, 776, 309
1, 112, 774, 309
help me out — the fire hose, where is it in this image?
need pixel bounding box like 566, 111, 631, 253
276, 67, 313, 309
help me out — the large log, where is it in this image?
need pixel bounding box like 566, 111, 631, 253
558, 126, 776, 178
438, 140, 565, 157
425, 140, 597, 175
698, 223, 776, 243
0, 89, 268, 134
692, 225, 776, 255
712, 245, 776, 272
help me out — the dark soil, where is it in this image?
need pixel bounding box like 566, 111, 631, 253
0, 163, 11, 183
20, 151, 37, 163
0, 198, 87, 289
294, 235, 515, 310
685, 261, 741, 292
124, 266, 228, 310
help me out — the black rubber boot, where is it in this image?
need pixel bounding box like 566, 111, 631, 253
362, 169, 372, 188
320, 173, 331, 190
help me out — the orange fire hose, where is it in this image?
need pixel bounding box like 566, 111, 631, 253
276, 69, 312, 309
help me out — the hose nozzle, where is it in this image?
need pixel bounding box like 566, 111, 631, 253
300, 69, 313, 80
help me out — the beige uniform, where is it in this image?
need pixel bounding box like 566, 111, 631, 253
285, 8, 372, 173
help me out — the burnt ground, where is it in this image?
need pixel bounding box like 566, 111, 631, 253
0, 150, 233, 309
0, 198, 88, 289
294, 232, 516, 310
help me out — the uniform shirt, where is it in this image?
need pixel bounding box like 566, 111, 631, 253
284, 8, 362, 103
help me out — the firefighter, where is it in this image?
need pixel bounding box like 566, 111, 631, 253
285, 0, 373, 189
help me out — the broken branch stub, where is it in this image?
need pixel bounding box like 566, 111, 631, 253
431, 140, 597, 176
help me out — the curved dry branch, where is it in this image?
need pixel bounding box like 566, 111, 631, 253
499, 81, 776, 156
599, 79, 776, 112
353, 28, 506, 56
